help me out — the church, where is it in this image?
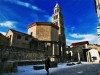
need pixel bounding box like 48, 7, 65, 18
5, 3, 66, 61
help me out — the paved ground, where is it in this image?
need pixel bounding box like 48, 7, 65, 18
49, 64, 100, 75
2, 63, 100, 75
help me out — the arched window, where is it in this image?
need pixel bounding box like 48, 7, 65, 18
30, 32, 33, 36
55, 10, 56, 13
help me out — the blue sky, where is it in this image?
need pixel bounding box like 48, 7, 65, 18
0, 0, 99, 45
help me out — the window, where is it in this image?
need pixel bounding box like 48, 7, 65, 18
25, 37, 28, 41
55, 22, 58, 25
30, 32, 33, 36
57, 9, 59, 12
54, 16, 55, 20
55, 10, 56, 13
9, 35, 12, 39
56, 15, 58, 19
17, 35, 21, 39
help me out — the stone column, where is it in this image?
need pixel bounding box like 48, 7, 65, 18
61, 45, 62, 56
78, 51, 80, 61
53, 43, 55, 55
50, 43, 55, 62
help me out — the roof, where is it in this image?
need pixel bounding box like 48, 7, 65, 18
0, 33, 9, 40
9, 29, 32, 37
28, 22, 59, 30
55, 3, 60, 8
71, 41, 89, 46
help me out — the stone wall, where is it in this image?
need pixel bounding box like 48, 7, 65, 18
0, 45, 45, 60
36, 25, 51, 41
0, 33, 10, 46
65, 46, 85, 62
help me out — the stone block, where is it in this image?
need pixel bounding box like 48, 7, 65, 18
34, 65, 44, 70
50, 62, 57, 68
0, 62, 17, 73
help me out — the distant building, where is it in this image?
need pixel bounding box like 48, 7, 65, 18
65, 41, 89, 61
0, 33, 10, 46
6, 29, 34, 48
70, 41, 89, 48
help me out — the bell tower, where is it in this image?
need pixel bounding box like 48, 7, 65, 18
52, 3, 66, 46
95, 0, 100, 41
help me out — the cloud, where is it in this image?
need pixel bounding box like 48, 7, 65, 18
44, 15, 52, 22
0, 21, 16, 28
66, 33, 99, 45
0, 31, 6, 35
4, 0, 45, 13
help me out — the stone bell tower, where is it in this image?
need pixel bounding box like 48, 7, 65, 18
52, 3, 66, 61
95, 0, 100, 41
52, 3, 66, 46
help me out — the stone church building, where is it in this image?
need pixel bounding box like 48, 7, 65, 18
5, 3, 66, 62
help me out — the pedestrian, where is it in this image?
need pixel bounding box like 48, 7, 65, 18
45, 57, 50, 75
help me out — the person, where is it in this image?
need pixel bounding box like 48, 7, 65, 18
45, 57, 50, 75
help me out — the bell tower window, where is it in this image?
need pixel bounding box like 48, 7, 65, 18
30, 32, 33, 36
55, 22, 58, 25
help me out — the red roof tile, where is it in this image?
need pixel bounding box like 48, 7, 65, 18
71, 41, 89, 46
28, 22, 59, 29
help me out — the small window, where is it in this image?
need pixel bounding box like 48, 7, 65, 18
30, 32, 33, 36
9, 35, 12, 39
56, 15, 58, 19
55, 22, 58, 25
25, 37, 28, 41
57, 9, 59, 12
55, 10, 56, 13
17, 35, 21, 39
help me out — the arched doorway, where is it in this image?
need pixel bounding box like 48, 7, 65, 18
87, 49, 100, 63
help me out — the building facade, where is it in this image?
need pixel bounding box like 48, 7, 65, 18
94, 0, 100, 41
6, 29, 34, 48
52, 3, 66, 61
87, 49, 100, 63
28, 22, 60, 61
65, 41, 89, 61
52, 3, 66, 46
4, 3, 66, 62
0, 33, 10, 46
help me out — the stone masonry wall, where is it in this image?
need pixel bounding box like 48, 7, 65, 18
0, 45, 45, 60
36, 25, 51, 41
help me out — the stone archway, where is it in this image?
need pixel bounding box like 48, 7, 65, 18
86, 49, 100, 63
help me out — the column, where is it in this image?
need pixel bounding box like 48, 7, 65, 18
53, 43, 55, 55
78, 51, 80, 62
61, 45, 62, 56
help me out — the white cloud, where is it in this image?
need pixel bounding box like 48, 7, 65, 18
66, 33, 99, 46
0, 31, 6, 35
5, 0, 45, 13
0, 21, 16, 28
44, 15, 52, 22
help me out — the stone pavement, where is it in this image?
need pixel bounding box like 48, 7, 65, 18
2, 63, 100, 75
49, 64, 100, 75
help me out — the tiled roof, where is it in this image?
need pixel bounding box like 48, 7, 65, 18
28, 22, 59, 29
10, 29, 32, 37
71, 41, 89, 46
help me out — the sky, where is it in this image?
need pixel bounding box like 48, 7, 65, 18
0, 0, 99, 45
